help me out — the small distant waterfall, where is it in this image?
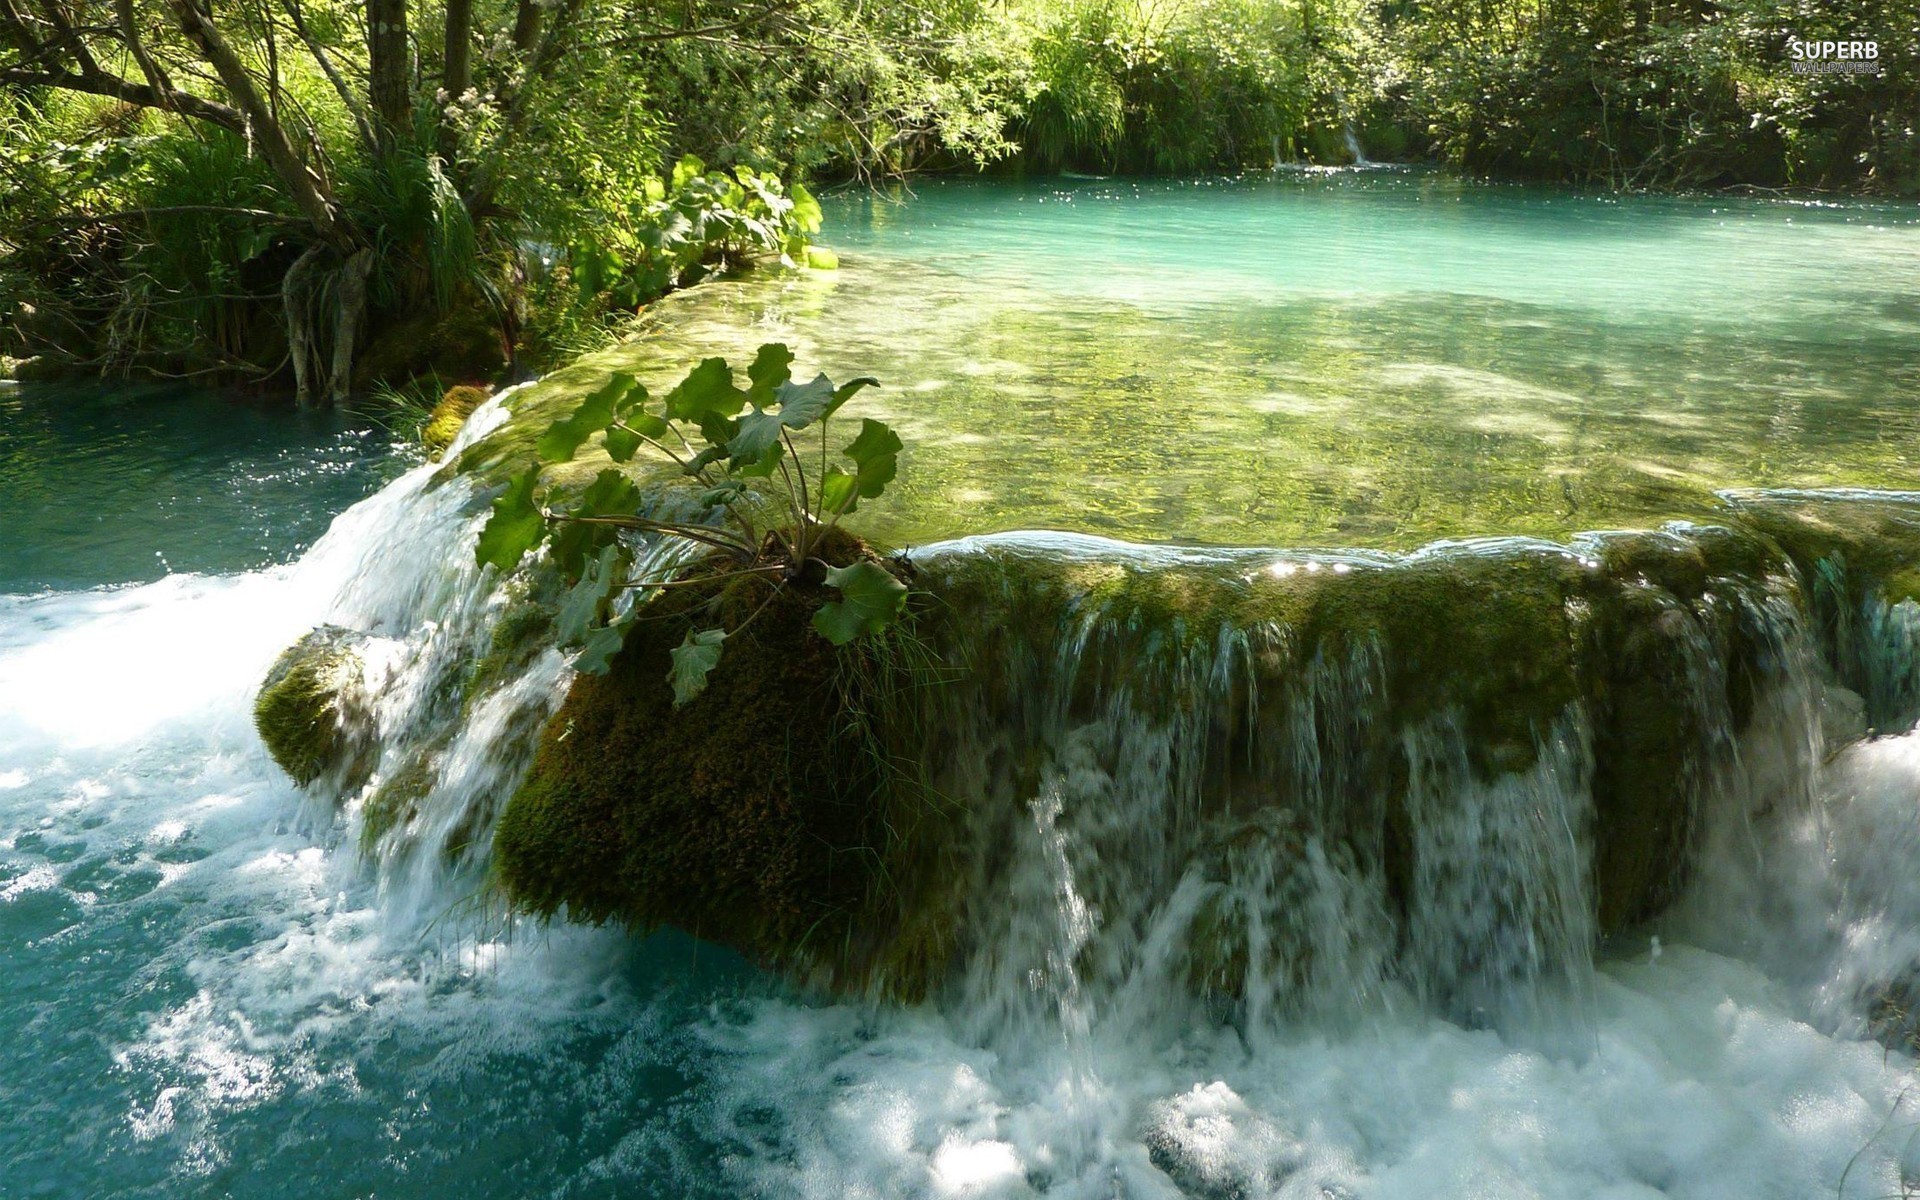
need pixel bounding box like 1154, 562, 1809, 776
1342, 123, 1370, 166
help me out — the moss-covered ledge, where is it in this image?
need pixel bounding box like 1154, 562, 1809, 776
490, 527, 930, 990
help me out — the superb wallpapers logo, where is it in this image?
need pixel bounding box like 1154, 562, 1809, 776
1788, 36, 1884, 75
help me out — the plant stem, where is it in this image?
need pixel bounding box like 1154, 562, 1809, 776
550, 511, 755, 556
618, 564, 785, 590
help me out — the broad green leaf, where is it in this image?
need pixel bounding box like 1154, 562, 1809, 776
790, 182, 823, 234
557, 543, 626, 644
683, 444, 729, 476
734, 441, 786, 479
574, 617, 631, 675
746, 343, 794, 404
550, 470, 642, 577
824, 376, 879, 418
475, 465, 544, 571
813, 561, 908, 645
628, 410, 670, 438
820, 466, 860, 515
612, 379, 651, 419
603, 424, 642, 462
775, 373, 836, 425
728, 373, 836, 464
842, 419, 902, 500
606, 387, 666, 459
664, 357, 746, 422
728, 409, 786, 463
571, 468, 644, 518
699, 481, 748, 508
695, 409, 738, 450
670, 154, 705, 191
669, 627, 727, 706
803, 246, 839, 270
537, 374, 630, 462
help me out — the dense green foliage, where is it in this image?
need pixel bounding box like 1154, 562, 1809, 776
1385, 0, 1920, 190
1, 0, 1913, 398
475, 342, 908, 701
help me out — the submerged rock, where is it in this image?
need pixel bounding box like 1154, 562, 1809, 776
254, 626, 373, 789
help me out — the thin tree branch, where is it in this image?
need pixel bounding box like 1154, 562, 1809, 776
0, 65, 246, 132
276, 0, 377, 158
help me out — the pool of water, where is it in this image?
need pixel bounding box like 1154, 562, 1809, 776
0, 382, 401, 592
628, 171, 1920, 548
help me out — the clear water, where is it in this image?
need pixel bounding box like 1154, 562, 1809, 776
7, 176, 1920, 1199
0, 382, 401, 593
625, 171, 1920, 548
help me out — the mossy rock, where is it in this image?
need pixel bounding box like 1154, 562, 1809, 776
421, 385, 489, 460
255, 626, 371, 789
361, 743, 442, 851
463, 593, 556, 707
493, 529, 917, 979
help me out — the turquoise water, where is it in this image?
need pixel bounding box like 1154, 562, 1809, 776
0, 383, 401, 593
6, 174, 1920, 1199
625, 171, 1920, 548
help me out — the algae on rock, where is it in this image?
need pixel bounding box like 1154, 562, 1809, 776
254, 626, 372, 789
492, 528, 926, 986
421, 385, 490, 460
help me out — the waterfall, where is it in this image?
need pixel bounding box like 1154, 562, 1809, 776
237, 477, 1920, 1079
16, 425, 1920, 1195
1342, 123, 1370, 166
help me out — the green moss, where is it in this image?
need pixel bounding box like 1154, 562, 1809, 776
1883, 568, 1920, 607
464, 596, 556, 705
361, 746, 440, 850
421, 385, 489, 460
1726, 492, 1920, 582
254, 627, 367, 789
353, 295, 508, 392
493, 528, 919, 981
1267, 553, 1581, 778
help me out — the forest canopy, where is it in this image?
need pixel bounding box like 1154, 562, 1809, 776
1, 0, 1914, 399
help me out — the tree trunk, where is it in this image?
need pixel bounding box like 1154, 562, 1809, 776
168, 0, 343, 242
439, 0, 473, 160
367, 0, 411, 149
512, 0, 543, 52
283, 244, 325, 408
328, 249, 375, 407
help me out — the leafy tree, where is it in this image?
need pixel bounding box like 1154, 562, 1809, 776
0, 2, 886, 398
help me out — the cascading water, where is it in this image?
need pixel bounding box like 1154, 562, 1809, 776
11, 390, 1920, 1197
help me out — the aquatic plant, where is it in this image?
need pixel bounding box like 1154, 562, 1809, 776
475, 343, 908, 703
